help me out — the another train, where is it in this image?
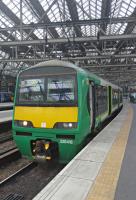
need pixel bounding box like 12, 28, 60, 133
12, 60, 123, 163
129, 92, 136, 103
0, 92, 13, 102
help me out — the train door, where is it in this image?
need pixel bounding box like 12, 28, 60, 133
89, 81, 95, 130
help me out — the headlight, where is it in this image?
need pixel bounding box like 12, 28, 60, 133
14, 120, 33, 128
54, 122, 77, 129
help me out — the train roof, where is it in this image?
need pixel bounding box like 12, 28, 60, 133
20, 60, 122, 90
34, 60, 83, 72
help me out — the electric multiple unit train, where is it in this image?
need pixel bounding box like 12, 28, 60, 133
12, 60, 123, 163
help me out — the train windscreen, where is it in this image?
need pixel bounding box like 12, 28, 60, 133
16, 74, 77, 106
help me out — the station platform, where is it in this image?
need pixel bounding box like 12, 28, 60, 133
33, 103, 134, 200
0, 103, 13, 111
0, 110, 13, 123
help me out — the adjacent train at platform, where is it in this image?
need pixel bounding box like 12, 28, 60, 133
129, 92, 136, 103
12, 60, 123, 163
0, 92, 13, 103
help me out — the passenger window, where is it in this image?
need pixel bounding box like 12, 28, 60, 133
95, 85, 108, 116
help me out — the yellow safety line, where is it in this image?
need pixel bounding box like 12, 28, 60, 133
87, 105, 133, 200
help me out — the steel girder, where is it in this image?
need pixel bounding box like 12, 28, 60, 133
101, 0, 111, 33
0, 57, 136, 65
0, 34, 136, 46
113, 7, 136, 55
0, 17, 136, 31
66, 0, 82, 37
65, 0, 86, 55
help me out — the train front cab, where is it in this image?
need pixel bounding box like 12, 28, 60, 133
12, 65, 91, 163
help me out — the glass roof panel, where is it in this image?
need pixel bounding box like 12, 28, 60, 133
0, 50, 9, 59
0, 11, 14, 28
40, 0, 71, 21
76, 0, 102, 20
39, 0, 55, 11
110, 0, 136, 35
3, 0, 42, 40
0, 34, 7, 41
46, 3, 61, 22
4, 0, 20, 19
119, 0, 136, 17
132, 26, 136, 33
0, 0, 136, 69
4, 0, 39, 24
34, 29, 44, 39
1, 0, 136, 39
56, 27, 66, 37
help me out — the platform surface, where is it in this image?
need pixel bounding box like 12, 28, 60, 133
0, 103, 13, 108
0, 110, 13, 122
33, 103, 132, 200
114, 104, 136, 200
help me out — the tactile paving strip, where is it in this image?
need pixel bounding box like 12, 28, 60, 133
87, 105, 133, 200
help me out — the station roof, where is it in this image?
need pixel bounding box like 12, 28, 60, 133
0, 0, 136, 87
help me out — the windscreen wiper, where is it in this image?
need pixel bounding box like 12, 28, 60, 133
37, 81, 46, 102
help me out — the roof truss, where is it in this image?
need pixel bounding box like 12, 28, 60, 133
0, 0, 136, 87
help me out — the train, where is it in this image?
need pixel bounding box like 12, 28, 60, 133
0, 92, 13, 103
12, 60, 123, 163
129, 92, 136, 103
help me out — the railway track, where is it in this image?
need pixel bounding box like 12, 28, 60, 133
0, 162, 37, 187
0, 160, 64, 200
0, 146, 17, 156
0, 133, 12, 144
0, 121, 12, 144
0, 121, 12, 134
0, 148, 21, 165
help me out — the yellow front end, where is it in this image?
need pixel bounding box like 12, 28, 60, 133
14, 106, 78, 128
13, 106, 79, 163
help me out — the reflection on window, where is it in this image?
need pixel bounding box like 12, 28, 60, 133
95, 85, 108, 116
47, 77, 75, 102
112, 89, 119, 105
19, 78, 45, 103
17, 75, 76, 105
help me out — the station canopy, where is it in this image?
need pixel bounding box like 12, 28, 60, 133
0, 0, 136, 87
